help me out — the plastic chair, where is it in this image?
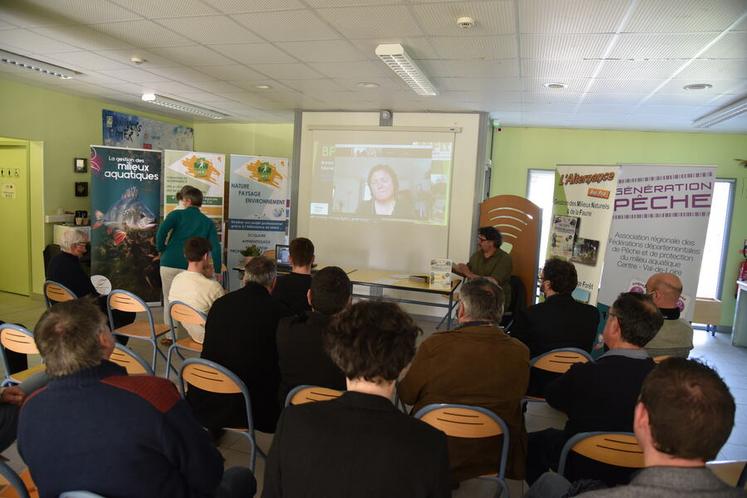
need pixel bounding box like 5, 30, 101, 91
0, 324, 45, 386
557, 432, 644, 479
108, 343, 154, 376
707, 460, 747, 488
525, 348, 593, 402
415, 403, 510, 498
178, 358, 265, 472
165, 301, 205, 379
107, 290, 170, 371
59, 492, 107, 498
0, 461, 30, 498
285, 385, 343, 407
43, 280, 77, 309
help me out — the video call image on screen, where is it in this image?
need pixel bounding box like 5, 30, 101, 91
309, 142, 453, 225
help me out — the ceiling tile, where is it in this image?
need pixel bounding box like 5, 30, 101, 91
146, 80, 206, 95
434, 77, 522, 92
187, 80, 246, 93
521, 34, 613, 59
701, 32, 747, 59
419, 59, 519, 78
227, 79, 282, 91
609, 33, 716, 59
22, 0, 141, 24
582, 92, 647, 104
0, 29, 82, 54
521, 59, 599, 78
93, 48, 182, 67
31, 25, 133, 50
233, 10, 339, 42
201, 0, 305, 13
523, 91, 583, 104
317, 5, 422, 38
523, 78, 589, 92
309, 60, 390, 78
196, 64, 268, 80
305, 0, 404, 7
249, 63, 324, 79
429, 35, 517, 59
586, 79, 663, 93
519, 0, 630, 34
43, 51, 132, 71
576, 103, 634, 115
658, 78, 744, 95
146, 65, 218, 82
156, 16, 263, 44
97, 67, 171, 83
595, 60, 684, 79
678, 59, 747, 80
0, 19, 16, 30
625, 0, 747, 32
349, 37, 438, 60
209, 42, 297, 63
112, 0, 219, 18
412, 1, 515, 36
276, 40, 365, 62
150, 45, 237, 66
280, 78, 346, 93
90, 20, 193, 47
333, 77, 404, 91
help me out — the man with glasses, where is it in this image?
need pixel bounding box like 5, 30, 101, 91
643, 273, 693, 358
525, 292, 662, 486
453, 226, 513, 309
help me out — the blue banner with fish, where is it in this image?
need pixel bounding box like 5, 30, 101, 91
90, 145, 163, 302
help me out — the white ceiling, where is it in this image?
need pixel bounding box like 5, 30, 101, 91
0, 0, 746, 132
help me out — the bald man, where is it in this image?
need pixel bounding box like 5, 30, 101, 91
643, 273, 693, 358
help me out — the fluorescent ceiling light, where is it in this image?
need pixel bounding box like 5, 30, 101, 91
375, 44, 438, 96
693, 95, 747, 128
0, 49, 79, 79
141, 93, 227, 120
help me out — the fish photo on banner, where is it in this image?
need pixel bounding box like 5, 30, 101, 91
90, 145, 163, 302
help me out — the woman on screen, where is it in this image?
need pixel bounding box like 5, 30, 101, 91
357, 164, 416, 218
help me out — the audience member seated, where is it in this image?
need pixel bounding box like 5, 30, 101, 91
453, 226, 513, 309
272, 237, 314, 316
525, 292, 662, 485
276, 266, 349, 405
511, 258, 600, 396
189, 256, 292, 435
263, 301, 450, 498
526, 358, 744, 498
168, 237, 224, 344
399, 277, 529, 486
47, 228, 134, 331
643, 272, 693, 358
0, 385, 24, 453
18, 299, 255, 498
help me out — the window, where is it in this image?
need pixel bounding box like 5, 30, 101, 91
526, 169, 555, 270
696, 179, 735, 299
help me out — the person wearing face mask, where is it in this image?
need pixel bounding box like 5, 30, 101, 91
356, 164, 416, 218
511, 258, 600, 397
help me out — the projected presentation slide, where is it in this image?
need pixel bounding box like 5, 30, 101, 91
309, 141, 453, 225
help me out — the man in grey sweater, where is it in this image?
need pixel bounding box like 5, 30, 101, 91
527, 357, 745, 498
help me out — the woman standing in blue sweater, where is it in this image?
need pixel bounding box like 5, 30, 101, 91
156, 186, 222, 324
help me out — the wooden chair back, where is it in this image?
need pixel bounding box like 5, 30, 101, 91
286, 385, 343, 406
169, 302, 206, 326
559, 432, 644, 477
0, 325, 39, 355
653, 355, 671, 364
43, 280, 77, 308
181, 361, 242, 394
531, 348, 592, 374
108, 291, 147, 313
480, 195, 541, 306
109, 344, 153, 375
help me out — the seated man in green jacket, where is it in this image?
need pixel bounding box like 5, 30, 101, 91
454, 226, 512, 309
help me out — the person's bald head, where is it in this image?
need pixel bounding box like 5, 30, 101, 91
645, 273, 683, 309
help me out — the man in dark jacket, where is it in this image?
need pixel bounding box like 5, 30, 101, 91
511, 258, 600, 395
525, 292, 663, 485
18, 299, 255, 498
189, 256, 292, 434
277, 266, 349, 405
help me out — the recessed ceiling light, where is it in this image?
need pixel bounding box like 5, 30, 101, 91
129, 56, 146, 65
683, 83, 713, 91
0, 49, 79, 79
357, 82, 380, 88
543, 82, 567, 89
141, 93, 227, 119
255, 84, 271, 89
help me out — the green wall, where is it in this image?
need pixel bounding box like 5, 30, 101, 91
0, 76, 192, 294
193, 122, 294, 159
491, 127, 747, 325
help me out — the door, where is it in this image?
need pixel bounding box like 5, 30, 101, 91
0, 145, 30, 295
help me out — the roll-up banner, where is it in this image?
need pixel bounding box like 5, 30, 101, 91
226, 155, 290, 291
597, 164, 715, 322
547, 165, 620, 307
90, 145, 162, 302
163, 150, 225, 245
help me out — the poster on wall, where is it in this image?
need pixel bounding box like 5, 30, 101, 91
90, 145, 162, 302
226, 155, 290, 291
163, 150, 225, 242
597, 164, 715, 322
102, 110, 194, 151
547, 165, 620, 306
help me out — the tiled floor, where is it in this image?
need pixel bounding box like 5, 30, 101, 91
1, 290, 745, 497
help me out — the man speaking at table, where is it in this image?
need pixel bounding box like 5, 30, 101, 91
453, 226, 512, 309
